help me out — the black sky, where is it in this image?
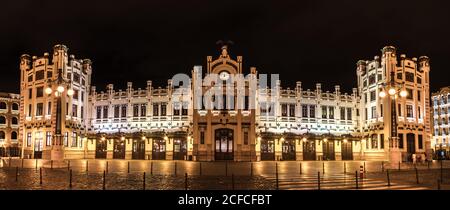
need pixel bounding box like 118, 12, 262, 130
1, 0, 449, 94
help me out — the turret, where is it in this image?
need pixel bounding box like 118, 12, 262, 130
52, 44, 69, 72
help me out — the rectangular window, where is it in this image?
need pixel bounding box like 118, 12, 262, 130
28, 75, 33, 82
302, 105, 308, 118
417, 91, 421, 101
309, 105, 315, 118
364, 93, 367, 103
200, 131, 205, 144
81, 91, 84, 102
114, 106, 120, 118
371, 137, 378, 149
121, 105, 127, 118
329, 106, 334, 119
244, 131, 249, 145
161, 104, 167, 116
153, 104, 159, 116
141, 104, 146, 117
36, 87, 44, 98
28, 88, 32, 99
397, 73, 403, 80
347, 108, 352, 120
377, 74, 382, 81
405, 72, 414, 82
28, 104, 32, 117
371, 106, 376, 119
281, 104, 288, 117
380, 104, 383, 117
321, 106, 327, 119
96, 106, 102, 119
340, 107, 345, 120
406, 88, 413, 100
35, 70, 45, 80
103, 106, 108, 119
133, 104, 139, 117
370, 91, 376, 101
398, 104, 402, 117
71, 132, 77, 147
46, 131, 52, 146
73, 90, 79, 100
406, 105, 413, 118
417, 77, 422, 84
182, 102, 188, 116
36, 103, 43, 116
418, 106, 421, 119
81, 106, 84, 119
398, 134, 404, 149
368, 74, 376, 85
64, 132, 68, 147
47, 71, 52, 79
365, 108, 368, 121
47, 102, 52, 115
289, 104, 295, 117
72, 104, 77, 117
418, 135, 423, 149
380, 134, 384, 149
174, 107, 180, 116
73, 73, 80, 84
27, 132, 32, 147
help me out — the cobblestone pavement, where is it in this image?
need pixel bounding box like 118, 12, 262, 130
0, 159, 448, 190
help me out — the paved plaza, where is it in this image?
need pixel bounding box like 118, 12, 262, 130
0, 159, 449, 190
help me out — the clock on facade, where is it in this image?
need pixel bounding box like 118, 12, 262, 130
219, 71, 230, 81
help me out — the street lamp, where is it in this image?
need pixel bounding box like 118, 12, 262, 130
378, 71, 407, 165
45, 69, 73, 164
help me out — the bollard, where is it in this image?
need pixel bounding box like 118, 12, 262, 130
150, 162, 153, 175
322, 162, 325, 174
15, 167, 18, 182
86, 160, 89, 173
69, 169, 73, 189
103, 170, 106, 190
317, 171, 321, 190
415, 167, 419, 184
128, 161, 130, 174
106, 161, 108, 174
381, 161, 384, 172
68, 160, 70, 171
355, 171, 358, 189
344, 162, 346, 174
174, 162, 177, 176
232, 174, 235, 190
35, 159, 38, 170
398, 161, 401, 171
363, 162, 366, 173
9, 157, 11, 168
250, 162, 253, 176
143, 172, 146, 190
359, 166, 364, 180
39, 167, 42, 185
387, 169, 391, 187
300, 162, 302, 175
276, 171, 279, 190
185, 173, 188, 190
199, 162, 202, 176
275, 162, 279, 177
51, 160, 53, 169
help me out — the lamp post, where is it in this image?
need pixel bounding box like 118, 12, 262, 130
44, 69, 73, 166
378, 71, 407, 167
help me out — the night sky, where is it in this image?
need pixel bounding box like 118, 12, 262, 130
1, 0, 449, 94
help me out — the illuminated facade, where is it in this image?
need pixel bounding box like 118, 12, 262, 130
18, 44, 431, 161
0, 92, 20, 157
431, 86, 450, 159
356, 46, 431, 162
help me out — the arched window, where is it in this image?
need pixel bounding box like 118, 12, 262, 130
11, 117, 18, 125
0, 116, 6, 124
11, 131, 17, 140
12, 103, 19, 110
0, 102, 6, 109
0, 131, 5, 139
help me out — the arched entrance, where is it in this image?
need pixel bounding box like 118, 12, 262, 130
152, 139, 166, 160
214, 128, 234, 160
132, 139, 145, 160
113, 139, 125, 159
95, 139, 107, 159
406, 133, 416, 162
282, 139, 296, 160
173, 138, 187, 160
341, 140, 353, 160
260, 138, 275, 160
